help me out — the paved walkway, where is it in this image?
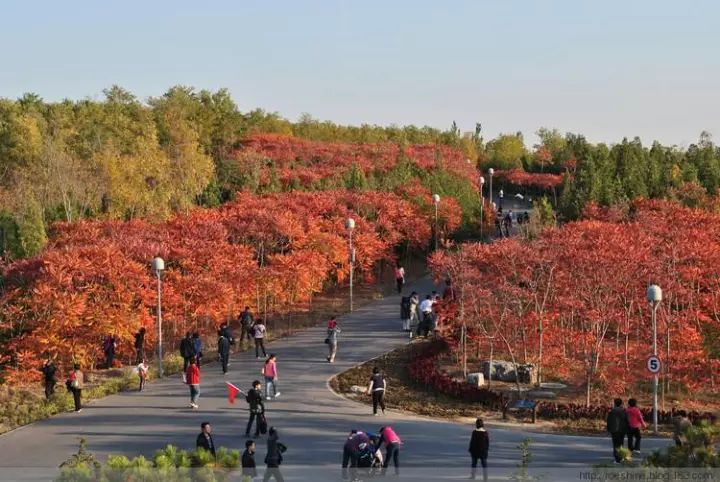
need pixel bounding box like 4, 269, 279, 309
0, 277, 671, 481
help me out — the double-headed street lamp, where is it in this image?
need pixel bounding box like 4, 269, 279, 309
346, 218, 356, 312
432, 194, 440, 250
646, 284, 662, 435
488, 168, 494, 210
479, 176, 485, 239
152, 257, 165, 378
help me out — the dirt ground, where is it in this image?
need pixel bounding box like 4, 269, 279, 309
330, 341, 688, 436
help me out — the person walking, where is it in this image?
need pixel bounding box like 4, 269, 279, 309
245, 380, 266, 438
625, 398, 646, 453
367, 367, 386, 416
400, 295, 411, 332
68, 363, 84, 412
672, 410, 691, 447
196, 421, 216, 458
419, 295, 433, 337
192, 332, 203, 363
468, 418, 489, 481
180, 332, 196, 373
40, 356, 57, 399
240, 306, 255, 344
379, 426, 402, 476
606, 398, 629, 464
263, 427, 286, 482
253, 319, 268, 359
242, 440, 258, 482
394, 263, 405, 294
103, 335, 116, 369
218, 333, 231, 375
137, 359, 148, 391
408, 292, 420, 339
134, 327, 146, 364
186, 356, 201, 409
262, 354, 281, 400
326, 320, 341, 363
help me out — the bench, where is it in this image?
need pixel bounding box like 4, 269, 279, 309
502, 399, 537, 423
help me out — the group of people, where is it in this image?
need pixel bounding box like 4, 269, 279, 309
400, 291, 445, 339
342, 426, 402, 480
40, 356, 85, 412
606, 398, 693, 464
493, 209, 529, 238
196, 421, 287, 482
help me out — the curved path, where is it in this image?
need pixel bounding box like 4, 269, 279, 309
0, 277, 670, 481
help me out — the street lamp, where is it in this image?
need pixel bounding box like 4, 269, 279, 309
152, 257, 165, 378
488, 168, 494, 210
432, 194, 440, 250
346, 218, 356, 312
479, 176, 485, 239
646, 283, 662, 435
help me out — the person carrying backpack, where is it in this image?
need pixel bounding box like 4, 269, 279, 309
245, 380, 266, 438
240, 307, 254, 344
180, 332, 196, 372
263, 427, 286, 482
606, 398, 629, 464
67, 363, 84, 412
253, 319, 268, 359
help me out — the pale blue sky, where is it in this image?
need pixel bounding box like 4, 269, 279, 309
2, 0, 718, 146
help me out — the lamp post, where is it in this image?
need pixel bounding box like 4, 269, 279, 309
499, 189, 504, 210
346, 218, 355, 312
152, 257, 165, 378
432, 194, 440, 250
488, 168, 494, 210
479, 176, 485, 239
647, 283, 662, 435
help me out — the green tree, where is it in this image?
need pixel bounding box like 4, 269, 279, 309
485, 133, 527, 170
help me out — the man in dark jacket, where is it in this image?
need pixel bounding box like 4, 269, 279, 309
264, 427, 285, 482
134, 327, 146, 364
606, 398, 629, 463
245, 380, 265, 437
41, 357, 57, 399
196, 422, 216, 457
240, 307, 254, 343
180, 332, 195, 372
218, 334, 230, 374
242, 440, 257, 480
468, 418, 489, 481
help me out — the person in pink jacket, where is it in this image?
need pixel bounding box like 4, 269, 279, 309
625, 398, 647, 453
262, 354, 281, 400
379, 426, 402, 476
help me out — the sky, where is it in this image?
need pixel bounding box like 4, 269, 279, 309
1, 0, 718, 147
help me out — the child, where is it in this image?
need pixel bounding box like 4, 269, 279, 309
241, 439, 257, 482
137, 359, 148, 391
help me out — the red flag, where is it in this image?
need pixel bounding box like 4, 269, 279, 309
226, 382, 242, 404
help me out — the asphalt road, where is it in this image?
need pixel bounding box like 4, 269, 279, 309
0, 277, 672, 481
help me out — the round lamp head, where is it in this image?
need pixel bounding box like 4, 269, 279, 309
152, 257, 165, 272
646, 284, 662, 303
345, 218, 355, 230
488, 168, 494, 176
432, 194, 440, 204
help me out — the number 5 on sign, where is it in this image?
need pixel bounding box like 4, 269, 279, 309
646, 355, 661, 374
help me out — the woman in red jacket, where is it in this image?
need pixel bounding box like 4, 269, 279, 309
186, 356, 201, 409
625, 398, 647, 453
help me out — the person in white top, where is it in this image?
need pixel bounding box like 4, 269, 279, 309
419, 295, 434, 337
253, 319, 267, 359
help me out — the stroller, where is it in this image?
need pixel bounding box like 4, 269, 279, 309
356, 440, 383, 477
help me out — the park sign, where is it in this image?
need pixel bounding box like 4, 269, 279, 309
646, 355, 661, 374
